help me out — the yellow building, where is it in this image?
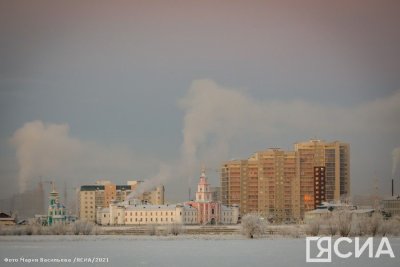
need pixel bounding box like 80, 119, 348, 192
78, 181, 165, 222
295, 139, 350, 215
139, 185, 165, 205
221, 139, 350, 222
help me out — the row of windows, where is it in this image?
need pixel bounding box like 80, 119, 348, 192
49, 210, 65, 215
124, 211, 175, 216
125, 217, 175, 222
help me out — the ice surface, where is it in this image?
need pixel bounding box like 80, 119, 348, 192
0, 236, 399, 267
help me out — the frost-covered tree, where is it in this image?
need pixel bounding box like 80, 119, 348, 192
167, 223, 183, 236
241, 214, 264, 239
71, 220, 95, 235
337, 211, 352, 237
306, 219, 321, 236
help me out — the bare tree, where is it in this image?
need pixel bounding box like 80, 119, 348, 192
306, 219, 321, 236
337, 211, 352, 237
71, 220, 95, 235
326, 213, 338, 236
368, 212, 383, 236
49, 223, 68, 235
241, 213, 264, 239
379, 219, 392, 236
167, 223, 183, 236
146, 224, 158, 236
385, 217, 400, 236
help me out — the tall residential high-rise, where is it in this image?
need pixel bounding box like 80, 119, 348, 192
220, 139, 350, 221
222, 149, 298, 221
77, 180, 164, 222
256, 149, 299, 222
295, 139, 350, 215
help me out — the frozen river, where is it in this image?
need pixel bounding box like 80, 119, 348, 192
0, 236, 399, 267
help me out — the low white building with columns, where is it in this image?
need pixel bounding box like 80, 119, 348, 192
97, 199, 198, 226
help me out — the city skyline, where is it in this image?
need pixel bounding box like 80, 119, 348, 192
0, 1, 400, 203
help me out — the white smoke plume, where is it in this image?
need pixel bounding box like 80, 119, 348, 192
9, 120, 157, 193
178, 80, 400, 187
9, 82, 400, 200
126, 163, 171, 200
393, 147, 400, 177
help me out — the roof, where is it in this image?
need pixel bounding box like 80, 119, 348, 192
123, 203, 197, 211
80, 185, 132, 191
116, 185, 132, 190
80, 185, 105, 191
306, 209, 331, 214
125, 204, 177, 211
382, 197, 400, 202
0, 217, 15, 221
306, 208, 375, 214
0, 212, 12, 218
351, 209, 374, 214
221, 205, 237, 211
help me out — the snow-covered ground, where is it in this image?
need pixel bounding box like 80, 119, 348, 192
0, 236, 399, 267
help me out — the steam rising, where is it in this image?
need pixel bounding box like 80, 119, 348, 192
126, 164, 171, 200
179, 80, 400, 186
8, 81, 400, 200
10, 120, 155, 193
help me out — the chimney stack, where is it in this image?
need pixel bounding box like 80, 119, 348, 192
392, 179, 394, 197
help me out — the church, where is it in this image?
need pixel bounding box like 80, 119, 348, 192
185, 169, 239, 225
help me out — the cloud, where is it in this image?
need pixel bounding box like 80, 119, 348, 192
179, 79, 400, 186
10, 120, 157, 193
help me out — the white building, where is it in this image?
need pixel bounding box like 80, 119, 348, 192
382, 196, 400, 217
304, 202, 375, 223
97, 196, 239, 226
97, 200, 198, 226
